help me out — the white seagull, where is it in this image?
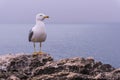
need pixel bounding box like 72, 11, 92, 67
29, 13, 49, 55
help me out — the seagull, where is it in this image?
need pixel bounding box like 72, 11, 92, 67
29, 13, 49, 55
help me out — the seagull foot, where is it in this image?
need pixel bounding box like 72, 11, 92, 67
32, 51, 43, 56
33, 52, 38, 56
37, 51, 44, 55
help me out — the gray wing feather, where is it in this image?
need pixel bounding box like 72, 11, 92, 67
28, 29, 33, 42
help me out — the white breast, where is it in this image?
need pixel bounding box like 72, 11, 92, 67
31, 22, 47, 42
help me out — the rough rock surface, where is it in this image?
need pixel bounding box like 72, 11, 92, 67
0, 53, 119, 80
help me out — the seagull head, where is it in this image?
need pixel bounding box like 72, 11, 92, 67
36, 13, 49, 21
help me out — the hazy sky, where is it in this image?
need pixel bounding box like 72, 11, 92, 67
0, 0, 120, 24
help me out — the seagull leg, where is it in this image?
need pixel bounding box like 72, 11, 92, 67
34, 42, 36, 52
38, 42, 43, 54
40, 42, 42, 52
33, 42, 37, 55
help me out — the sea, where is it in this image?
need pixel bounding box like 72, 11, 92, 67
0, 24, 120, 68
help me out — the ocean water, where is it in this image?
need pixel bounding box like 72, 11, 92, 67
0, 24, 120, 68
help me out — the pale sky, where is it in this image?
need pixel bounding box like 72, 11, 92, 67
0, 0, 120, 24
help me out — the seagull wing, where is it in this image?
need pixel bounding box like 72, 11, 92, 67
28, 29, 33, 42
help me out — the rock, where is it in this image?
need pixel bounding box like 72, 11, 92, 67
104, 68, 120, 80
6, 53, 53, 80
0, 69, 8, 80
7, 75, 20, 80
0, 53, 119, 80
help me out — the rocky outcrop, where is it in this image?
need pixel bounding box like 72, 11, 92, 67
0, 53, 119, 80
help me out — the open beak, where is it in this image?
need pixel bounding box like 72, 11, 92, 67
44, 16, 49, 18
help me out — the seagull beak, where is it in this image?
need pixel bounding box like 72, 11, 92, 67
44, 16, 49, 18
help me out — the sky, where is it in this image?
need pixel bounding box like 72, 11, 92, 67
0, 0, 120, 24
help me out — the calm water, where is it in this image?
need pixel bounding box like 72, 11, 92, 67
0, 24, 120, 67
